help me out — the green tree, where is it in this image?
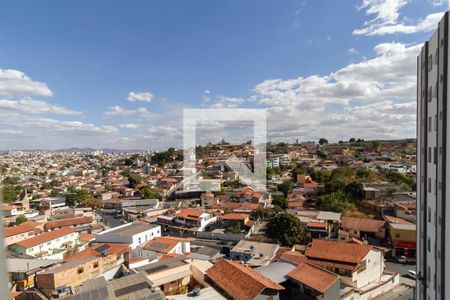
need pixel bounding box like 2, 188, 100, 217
2, 177, 20, 185
128, 174, 142, 188
66, 189, 93, 207
142, 187, 162, 200
319, 138, 328, 145
266, 214, 306, 246
251, 207, 271, 221
227, 222, 242, 234
317, 190, 353, 213
329, 167, 356, 184
310, 169, 332, 183
272, 195, 288, 210
277, 180, 292, 196
15, 215, 28, 225
344, 181, 364, 201
2, 185, 21, 202
349, 137, 356, 143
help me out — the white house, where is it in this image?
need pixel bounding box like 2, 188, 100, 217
175, 208, 217, 231
95, 222, 161, 249
8, 227, 79, 258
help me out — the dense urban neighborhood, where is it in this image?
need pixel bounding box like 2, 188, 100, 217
1, 139, 417, 299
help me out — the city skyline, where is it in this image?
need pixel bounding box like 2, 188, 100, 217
0, 0, 447, 150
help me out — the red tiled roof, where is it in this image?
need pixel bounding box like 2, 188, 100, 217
14, 227, 75, 248
219, 202, 260, 211
143, 236, 189, 254
280, 251, 307, 266
341, 217, 385, 233
176, 208, 205, 221
306, 222, 328, 229
287, 263, 339, 293
221, 213, 249, 220
65, 243, 130, 262
45, 216, 93, 230
79, 233, 95, 243
4, 223, 37, 238
207, 259, 284, 300
305, 239, 372, 265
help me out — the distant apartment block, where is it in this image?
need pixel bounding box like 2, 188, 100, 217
417, 11, 450, 300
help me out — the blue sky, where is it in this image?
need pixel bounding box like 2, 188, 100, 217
0, 0, 448, 150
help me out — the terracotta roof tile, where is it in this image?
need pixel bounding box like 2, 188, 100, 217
64, 243, 130, 262
207, 259, 284, 300
14, 227, 75, 248
220, 213, 249, 220
305, 239, 372, 265
143, 236, 189, 254
287, 263, 339, 293
45, 216, 93, 230
4, 223, 37, 238
176, 208, 205, 221
280, 251, 307, 266
341, 217, 385, 233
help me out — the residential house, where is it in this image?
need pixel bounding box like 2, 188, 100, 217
305, 239, 384, 289
9, 227, 79, 259
135, 236, 191, 259
175, 208, 217, 231
136, 256, 193, 294
7, 258, 60, 292
230, 240, 279, 267
206, 259, 284, 300
341, 216, 386, 239
61, 272, 166, 300
286, 263, 340, 300
36, 243, 129, 297
44, 216, 94, 232
385, 216, 416, 259
220, 213, 254, 232
305, 221, 330, 240
4, 221, 42, 246
95, 222, 161, 249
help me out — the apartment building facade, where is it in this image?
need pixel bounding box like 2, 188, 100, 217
417, 11, 450, 300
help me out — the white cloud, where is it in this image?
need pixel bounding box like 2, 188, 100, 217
247, 42, 420, 142
127, 91, 154, 102
0, 98, 81, 115
353, 0, 446, 36
119, 123, 141, 129
252, 42, 420, 112
209, 96, 245, 108
348, 48, 359, 55
104, 105, 156, 119
0, 69, 53, 98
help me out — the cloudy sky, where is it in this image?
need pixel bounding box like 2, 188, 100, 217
0, 0, 447, 150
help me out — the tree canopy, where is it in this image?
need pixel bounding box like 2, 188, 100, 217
266, 213, 306, 246
317, 190, 353, 213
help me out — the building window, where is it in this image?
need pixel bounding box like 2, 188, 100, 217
428, 238, 431, 252
434, 147, 437, 164
429, 147, 432, 163
429, 87, 433, 102
428, 178, 431, 193
429, 116, 432, 132
429, 55, 433, 71
77, 267, 84, 274
428, 208, 431, 222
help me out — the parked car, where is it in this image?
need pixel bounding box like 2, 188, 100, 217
407, 270, 416, 279
397, 255, 415, 264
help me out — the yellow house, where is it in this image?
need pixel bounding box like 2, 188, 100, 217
388, 222, 416, 258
